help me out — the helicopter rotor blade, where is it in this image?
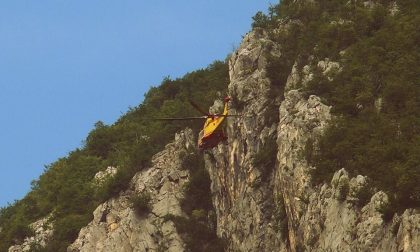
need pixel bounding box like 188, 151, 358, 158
189, 100, 210, 116
153, 113, 249, 121
210, 114, 243, 117
153, 116, 208, 121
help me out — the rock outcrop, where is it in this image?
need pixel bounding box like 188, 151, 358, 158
204, 26, 420, 252
204, 28, 285, 252
8, 215, 53, 252
68, 129, 195, 252
63, 24, 419, 252
93, 166, 118, 186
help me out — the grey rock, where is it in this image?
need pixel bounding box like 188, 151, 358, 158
331, 168, 350, 200
204, 28, 286, 252
8, 215, 53, 252
204, 22, 419, 252
93, 166, 118, 186
67, 129, 195, 252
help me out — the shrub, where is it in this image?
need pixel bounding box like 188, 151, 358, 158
355, 186, 373, 208
43, 214, 91, 252
251, 4, 282, 30
273, 195, 289, 240
181, 168, 213, 215
191, 209, 207, 222
266, 54, 293, 91
252, 11, 271, 29
182, 151, 204, 173
253, 137, 278, 182
171, 151, 225, 251
180, 152, 213, 215
336, 177, 349, 202
130, 192, 152, 217
85, 121, 116, 159
165, 215, 225, 252
29, 242, 43, 252
8, 223, 34, 244
377, 198, 397, 223
95, 166, 132, 202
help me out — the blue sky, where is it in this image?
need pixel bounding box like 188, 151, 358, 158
0, 0, 275, 207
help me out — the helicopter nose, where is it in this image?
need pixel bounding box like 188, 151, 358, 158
224, 96, 231, 102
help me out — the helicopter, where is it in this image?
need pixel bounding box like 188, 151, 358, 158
155, 97, 241, 150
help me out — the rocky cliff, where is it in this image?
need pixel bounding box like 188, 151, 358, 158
41, 22, 420, 252
204, 26, 419, 252
67, 129, 195, 252
8, 2, 419, 252
8, 215, 53, 252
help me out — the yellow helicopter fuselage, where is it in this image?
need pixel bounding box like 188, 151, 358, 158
198, 101, 229, 149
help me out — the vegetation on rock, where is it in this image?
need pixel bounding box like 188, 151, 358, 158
0, 61, 228, 251
253, 137, 278, 182
181, 152, 213, 215
168, 151, 226, 252
254, 0, 420, 213
273, 194, 288, 240
165, 214, 225, 252
130, 192, 152, 217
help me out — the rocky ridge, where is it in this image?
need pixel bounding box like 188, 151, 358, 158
8, 215, 53, 252
204, 26, 419, 252
67, 129, 195, 252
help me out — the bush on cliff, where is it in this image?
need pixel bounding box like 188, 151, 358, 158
130, 192, 152, 217
305, 5, 420, 211
253, 137, 278, 182
165, 214, 225, 252
175, 151, 225, 251
256, 0, 420, 214
181, 152, 213, 215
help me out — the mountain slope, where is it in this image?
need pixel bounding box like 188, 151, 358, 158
2, 0, 420, 251
204, 0, 419, 251
68, 129, 193, 252
0, 62, 228, 251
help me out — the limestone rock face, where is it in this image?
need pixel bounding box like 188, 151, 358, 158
204, 25, 420, 252
8, 215, 53, 252
204, 28, 285, 252
67, 129, 195, 252
93, 166, 118, 186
